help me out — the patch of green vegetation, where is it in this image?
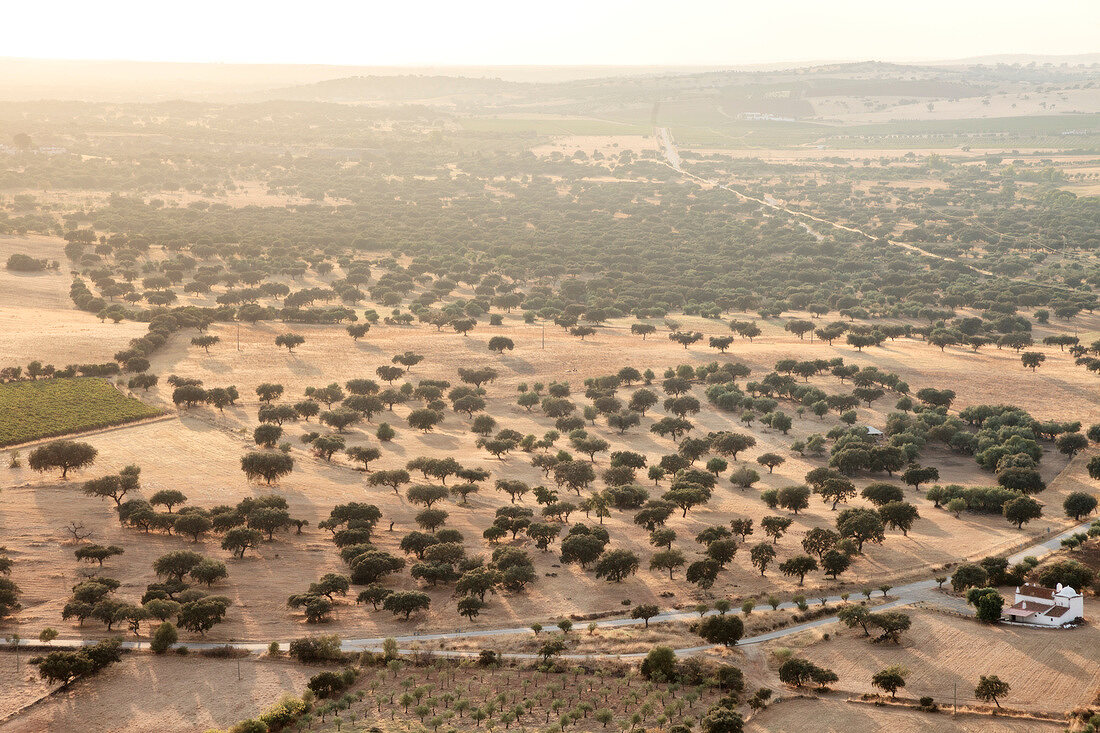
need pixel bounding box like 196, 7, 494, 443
0, 378, 162, 446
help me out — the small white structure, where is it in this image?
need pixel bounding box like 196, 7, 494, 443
1003, 582, 1083, 626
863, 425, 885, 442
737, 112, 796, 122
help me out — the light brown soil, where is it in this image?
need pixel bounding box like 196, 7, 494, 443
746, 697, 1065, 732
0, 652, 314, 733
530, 135, 656, 157
0, 235, 146, 367
769, 609, 1100, 714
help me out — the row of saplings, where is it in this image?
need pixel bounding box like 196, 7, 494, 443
224, 637, 763, 733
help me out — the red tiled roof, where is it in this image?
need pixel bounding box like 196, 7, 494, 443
1006, 600, 1071, 619
1018, 583, 1056, 600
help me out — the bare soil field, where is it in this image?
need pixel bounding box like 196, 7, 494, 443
745, 697, 1065, 732
0, 652, 52, 721
0, 652, 314, 733
1, 301, 1092, 643
773, 608, 1100, 714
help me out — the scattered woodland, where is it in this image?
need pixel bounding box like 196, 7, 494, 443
0, 60, 1099, 733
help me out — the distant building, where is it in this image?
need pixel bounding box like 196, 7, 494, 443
737, 112, 796, 122
1003, 583, 1083, 626
864, 425, 885, 442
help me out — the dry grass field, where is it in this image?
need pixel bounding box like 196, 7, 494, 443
415, 600, 878, 656
0, 235, 146, 367
1, 260, 1095, 643
1, 55, 1097, 733
0, 653, 314, 733
772, 609, 1100, 714
745, 697, 1066, 732
811, 87, 1100, 124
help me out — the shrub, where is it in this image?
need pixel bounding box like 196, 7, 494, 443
259, 695, 307, 729
640, 645, 677, 681
307, 669, 356, 698
288, 634, 344, 664
6, 253, 48, 271
150, 622, 178, 654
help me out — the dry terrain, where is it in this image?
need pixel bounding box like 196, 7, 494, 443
745, 697, 1065, 732
1, 261, 1095, 643
2, 58, 1098, 733
0, 235, 147, 367
769, 608, 1100, 714
0, 652, 314, 733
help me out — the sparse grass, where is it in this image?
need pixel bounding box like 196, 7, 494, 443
0, 377, 162, 446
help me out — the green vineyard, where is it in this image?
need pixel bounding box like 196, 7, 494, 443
0, 378, 162, 447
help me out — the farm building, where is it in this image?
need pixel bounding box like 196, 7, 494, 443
1003, 583, 1083, 626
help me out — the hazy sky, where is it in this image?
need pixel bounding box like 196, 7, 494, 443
6, 0, 1098, 66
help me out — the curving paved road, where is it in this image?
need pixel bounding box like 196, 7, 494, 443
14, 521, 1088, 661
655, 128, 1080, 296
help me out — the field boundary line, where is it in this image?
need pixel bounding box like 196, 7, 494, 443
844, 695, 1069, 725
1, 412, 176, 451
0, 681, 69, 726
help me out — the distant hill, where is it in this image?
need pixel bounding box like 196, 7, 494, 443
930, 53, 1100, 66
260, 75, 525, 102
0, 56, 1095, 105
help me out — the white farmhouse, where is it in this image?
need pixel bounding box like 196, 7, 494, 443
1003, 582, 1084, 626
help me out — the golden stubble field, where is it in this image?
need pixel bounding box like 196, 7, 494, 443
745, 697, 1065, 733
768, 608, 1100, 715
0, 235, 146, 367
0, 652, 314, 732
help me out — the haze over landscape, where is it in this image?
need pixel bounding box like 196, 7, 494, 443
0, 2, 1099, 732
